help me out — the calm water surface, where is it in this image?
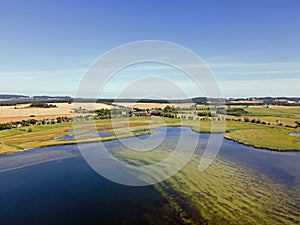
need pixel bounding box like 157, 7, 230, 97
0, 127, 299, 225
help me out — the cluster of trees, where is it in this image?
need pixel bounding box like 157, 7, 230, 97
222, 107, 249, 116
243, 117, 267, 124
0, 116, 71, 131
30, 102, 57, 108
94, 109, 111, 119
226, 117, 300, 128
242, 117, 300, 127
0, 123, 13, 130
0, 99, 71, 106
197, 111, 218, 117
93, 108, 133, 119
196, 107, 249, 117
151, 106, 178, 118
0, 119, 39, 130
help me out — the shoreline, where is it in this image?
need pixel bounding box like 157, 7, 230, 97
0, 131, 154, 156
223, 136, 300, 152
1, 125, 300, 157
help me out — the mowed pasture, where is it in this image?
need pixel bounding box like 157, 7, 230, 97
195, 105, 300, 150
229, 105, 300, 124
196, 104, 300, 126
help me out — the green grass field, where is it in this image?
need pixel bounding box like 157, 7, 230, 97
224, 122, 300, 150
1, 105, 300, 155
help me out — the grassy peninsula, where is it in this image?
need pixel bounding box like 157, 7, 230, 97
0, 107, 300, 155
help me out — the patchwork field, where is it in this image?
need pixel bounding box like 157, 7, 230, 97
0, 102, 113, 123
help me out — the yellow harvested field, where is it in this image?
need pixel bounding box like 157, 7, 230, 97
116, 102, 194, 109
0, 103, 113, 123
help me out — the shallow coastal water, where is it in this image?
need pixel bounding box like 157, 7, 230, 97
0, 127, 299, 224
290, 132, 300, 137
56, 130, 114, 141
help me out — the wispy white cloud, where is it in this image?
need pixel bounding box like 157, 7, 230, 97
218, 78, 300, 97
1, 59, 300, 97
215, 70, 300, 76
205, 55, 233, 62
0, 68, 84, 76
205, 59, 300, 79
207, 61, 300, 68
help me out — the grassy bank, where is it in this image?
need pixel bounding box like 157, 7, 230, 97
0, 114, 300, 155
224, 123, 300, 151
0, 118, 154, 155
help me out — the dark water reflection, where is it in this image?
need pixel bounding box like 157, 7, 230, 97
0, 154, 180, 225
0, 127, 299, 224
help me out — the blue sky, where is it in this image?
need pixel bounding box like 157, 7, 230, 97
0, 0, 300, 98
